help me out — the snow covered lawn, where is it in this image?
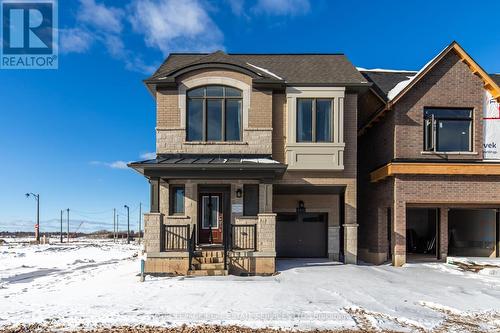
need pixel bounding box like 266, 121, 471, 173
1, 239, 500, 332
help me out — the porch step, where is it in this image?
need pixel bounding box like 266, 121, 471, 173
194, 250, 224, 258
193, 256, 224, 264
194, 263, 225, 270
187, 269, 228, 276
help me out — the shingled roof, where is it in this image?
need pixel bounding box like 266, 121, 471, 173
148, 51, 368, 86
362, 70, 500, 101
360, 70, 417, 101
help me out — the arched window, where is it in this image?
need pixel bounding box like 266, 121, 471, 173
187, 85, 243, 141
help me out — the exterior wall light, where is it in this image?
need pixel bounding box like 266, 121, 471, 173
236, 188, 243, 198
296, 200, 306, 214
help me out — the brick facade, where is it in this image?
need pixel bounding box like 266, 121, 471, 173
358, 49, 499, 265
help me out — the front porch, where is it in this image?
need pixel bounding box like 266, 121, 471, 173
131, 154, 358, 275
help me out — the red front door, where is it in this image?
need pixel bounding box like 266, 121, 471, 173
198, 193, 223, 244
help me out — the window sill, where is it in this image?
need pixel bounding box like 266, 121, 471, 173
165, 215, 189, 219
184, 141, 248, 145
287, 142, 345, 148
421, 151, 478, 155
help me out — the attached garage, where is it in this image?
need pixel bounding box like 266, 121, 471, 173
276, 212, 328, 258
448, 209, 497, 257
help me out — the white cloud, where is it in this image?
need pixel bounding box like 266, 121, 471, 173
77, 0, 124, 34
90, 160, 130, 170
128, 0, 223, 55
108, 161, 130, 169
60, 28, 93, 54
61, 0, 223, 73
226, 0, 245, 16
140, 152, 156, 160
252, 0, 310, 16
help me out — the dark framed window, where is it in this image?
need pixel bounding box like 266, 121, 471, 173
243, 184, 259, 216
187, 85, 242, 142
169, 185, 185, 215
424, 108, 472, 152
297, 98, 333, 142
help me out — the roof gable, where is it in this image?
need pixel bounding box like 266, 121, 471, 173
359, 41, 500, 134
387, 42, 500, 104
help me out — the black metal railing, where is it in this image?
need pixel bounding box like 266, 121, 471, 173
165, 224, 190, 251
188, 224, 196, 270
231, 224, 257, 251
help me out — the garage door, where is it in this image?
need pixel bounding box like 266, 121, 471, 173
276, 212, 328, 258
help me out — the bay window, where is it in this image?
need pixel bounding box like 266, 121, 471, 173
297, 98, 333, 142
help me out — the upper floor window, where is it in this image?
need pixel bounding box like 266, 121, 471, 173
424, 108, 472, 152
297, 98, 333, 142
187, 85, 242, 141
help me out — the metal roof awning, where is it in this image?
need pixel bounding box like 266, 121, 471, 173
128, 154, 287, 180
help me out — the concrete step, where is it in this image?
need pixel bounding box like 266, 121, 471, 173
194, 250, 224, 258
187, 269, 228, 276
194, 263, 225, 270
193, 256, 224, 264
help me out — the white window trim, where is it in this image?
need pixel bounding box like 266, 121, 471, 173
286, 87, 345, 145
178, 76, 251, 130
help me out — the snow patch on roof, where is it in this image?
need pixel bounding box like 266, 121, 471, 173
386, 44, 449, 102
356, 67, 417, 73
387, 76, 415, 100
241, 158, 279, 164
246, 62, 283, 80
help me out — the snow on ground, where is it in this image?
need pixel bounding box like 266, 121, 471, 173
1, 239, 500, 332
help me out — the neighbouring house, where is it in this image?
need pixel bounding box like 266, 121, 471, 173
129, 51, 369, 275
357, 41, 500, 266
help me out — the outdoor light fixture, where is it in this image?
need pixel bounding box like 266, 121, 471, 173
296, 200, 306, 214
236, 188, 242, 198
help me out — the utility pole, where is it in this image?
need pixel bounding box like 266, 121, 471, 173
25, 193, 40, 242
117, 214, 119, 241
124, 205, 130, 244
66, 208, 70, 243
138, 202, 142, 244
60, 210, 63, 243
113, 208, 116, 243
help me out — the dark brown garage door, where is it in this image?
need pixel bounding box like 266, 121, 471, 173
276, 212, 328, 258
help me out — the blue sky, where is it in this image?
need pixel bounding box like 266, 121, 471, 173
0, 0, 499, 232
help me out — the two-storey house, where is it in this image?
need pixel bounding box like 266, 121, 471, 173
130, 52, 368, 275
358, 42, 500, 266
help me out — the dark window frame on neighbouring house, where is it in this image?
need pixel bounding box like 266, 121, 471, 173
169, 185, 185, 215
243, 184, 259, 216
423, 107, 473, 152
296, 98, 334, 143
186, 85, 243, 142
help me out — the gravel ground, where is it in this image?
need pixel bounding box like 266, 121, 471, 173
0, 324, 387, 333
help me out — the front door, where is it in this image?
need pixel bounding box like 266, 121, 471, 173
198, 193, 223, 244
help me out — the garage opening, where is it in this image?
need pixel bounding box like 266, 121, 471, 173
276, 212, 328, 258
406, 208, 438, 261
448, 209, 497, 257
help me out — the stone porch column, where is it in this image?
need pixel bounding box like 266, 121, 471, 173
439, 208, 449, 261
257, 213, 276, 253
259, 183, 273, 213
343, 183, 358, 264
144, 213, 164, 253
392, 200, 406, 267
